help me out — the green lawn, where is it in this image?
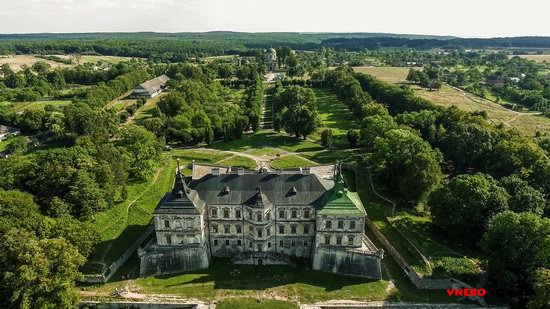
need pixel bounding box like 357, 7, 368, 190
309, 88, 360, 144
212, 131, 324, 153
91, 258, 390, 303
269, 155, 317, 169
246, 147, 285, 156
217, 299, 298, 309
218, 155, 257, 169
8, 100, 71, 112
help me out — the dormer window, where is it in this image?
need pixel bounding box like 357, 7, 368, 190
289, 187, 297, 195
223, 186, 230, 194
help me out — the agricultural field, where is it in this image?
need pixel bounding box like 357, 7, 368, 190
354, 66, 550, 135
514, 54, 550, 63
53, 54, 142, 64
0, 55, 72, 71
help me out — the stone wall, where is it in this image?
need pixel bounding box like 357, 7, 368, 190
312, 247, 382, 279
139, 243, 210, 277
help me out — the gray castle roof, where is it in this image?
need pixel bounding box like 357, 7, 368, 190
155, 172, 205, 215
188, 173, 333, 207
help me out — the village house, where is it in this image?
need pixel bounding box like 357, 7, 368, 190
138, 162, 383, 279
130, 74, 170, 98
0, 125, 20, 141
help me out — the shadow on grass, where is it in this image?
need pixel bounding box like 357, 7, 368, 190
152, 258, 379, 292
82, 224, 150, 275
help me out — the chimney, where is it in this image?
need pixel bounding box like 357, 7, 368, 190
212, 167, 220, 176
299, 167, 303, 174
237, 168, 244, 175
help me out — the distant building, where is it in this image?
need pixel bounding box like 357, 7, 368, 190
138, 162, 383, 279
265, 48, 278, 71
130, 75, 170, 98
0, 125, 20, 141
486, 75, 506, 88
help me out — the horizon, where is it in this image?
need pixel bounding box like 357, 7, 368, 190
1, 0, 549, 37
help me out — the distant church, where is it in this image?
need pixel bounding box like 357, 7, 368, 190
265, 48, 278, 71
138, 162, 383, 279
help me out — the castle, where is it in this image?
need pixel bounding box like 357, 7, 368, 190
138, 161, 383, 279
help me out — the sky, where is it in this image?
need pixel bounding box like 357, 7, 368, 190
0, 0, 549, 38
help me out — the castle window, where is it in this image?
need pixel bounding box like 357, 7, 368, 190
164, 220, 170, 228
257, 229, 263, 237
324, 235, 331, 245
291, 226, 297, 234
248, 210, 253, 219
236, 225, 242, 234
211, 209, 218, 218
348, 235, 355, 244
236, 209, 241, 218
291, 240, 296, 247
303, 225, 309, 234
336, 236, 342, 245
291, 210, 297, 218
267, 228, 271, 236
325, 220, 332, 229
350, 220, 356, 230
304, 209, 310, 219
266, 213, 271, 220
338, 220, 344, 229
257, 213, 262, 222
257, 244, 262, 252
225, 239, 230, 246
214, 239, 218, 246
279, 240, 284, 247
303, 240, 308, 246
237, 239, 242, 246
249, 242, 252, 248
212, 225, 218, 233
279, 210, 285, 219
279, 226, 285, 234
223, 209, 230, 218
268, 242, 271, 248
166, 235, 172, 244
224, 225, 230, 234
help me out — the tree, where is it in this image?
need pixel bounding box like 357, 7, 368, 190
429, 173, 509, 243
6, 136, 28, 155
360, 114, 397, 147
499, 175, 546, 215
31, 61, 51, 75
157, 92, 188, 117
321, 129, 333, 148
277, 86, 320, 139
368, 129, 443, 206
119, 125, 160, 180
0, 229, 85, 309
528, 268, 550, 308
346, 129, 361, 147
481, 212, 550, 305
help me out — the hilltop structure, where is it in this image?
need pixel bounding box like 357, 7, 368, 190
130, 74, 169, 98
265, 48, 278, 71
139, 162, 383, 279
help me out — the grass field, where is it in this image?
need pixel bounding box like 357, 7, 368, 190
218, 155, 257, 169
514, 54, 550, 63
309, 88, 360, 144
7, 100, 72, 112
212, 131, 324, 153
269, 155, 317, 169
53, 54, 141, 64
353, 66, 550, 135
0, 55, 72, 72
